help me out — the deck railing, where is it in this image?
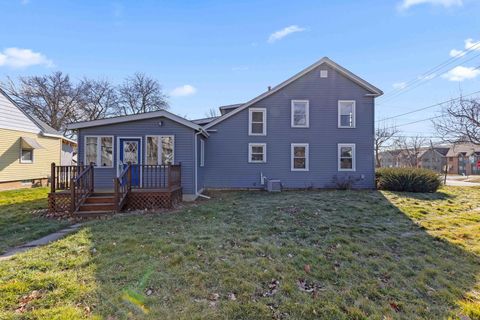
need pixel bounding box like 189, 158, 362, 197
71, 163, 94, 212
130, 164, 182, 189
50, 163, 86, 192
114, 163, 132, 212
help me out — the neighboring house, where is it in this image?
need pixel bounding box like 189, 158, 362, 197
0, 89, 76, 191
417, 147, 449, 173
446, 143, 480, 175
378, 150, 406, 168
60, 57, 382, 213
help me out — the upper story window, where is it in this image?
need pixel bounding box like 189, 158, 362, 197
249, 108, 266, 136
291, 100, 309, 128
146, 136, 174, 165
338, 143, 356, 171
291, 143, 309, 171
248, 143, 266, 163
85, 136, 114, 167
338, 100, 356, 128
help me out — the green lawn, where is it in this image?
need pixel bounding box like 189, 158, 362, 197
0, 187, 479, 319
0, 188, 70, 254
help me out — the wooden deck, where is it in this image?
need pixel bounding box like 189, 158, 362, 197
48, 163, 182, 217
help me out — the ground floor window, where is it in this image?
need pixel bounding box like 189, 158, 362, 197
85, 136, 113, 167
291, 143, 309, 171
248, 143, 266, 163
338, 143, 356, 171
146, 136, 174, 165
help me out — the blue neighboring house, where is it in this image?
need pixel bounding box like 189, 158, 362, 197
59, 57, 382, 213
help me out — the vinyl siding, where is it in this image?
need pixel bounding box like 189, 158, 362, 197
0, 128, 61, 182
203, 64, 376, 189
77, 117, 196, 195
0, 92, 40, 134
196, 135, 206, 192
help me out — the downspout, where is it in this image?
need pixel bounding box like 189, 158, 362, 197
195, 129, 210, 199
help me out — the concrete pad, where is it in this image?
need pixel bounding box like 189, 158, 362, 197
0, 223, 83, 261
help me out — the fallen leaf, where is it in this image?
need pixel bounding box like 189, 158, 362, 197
304, 264, 311, 273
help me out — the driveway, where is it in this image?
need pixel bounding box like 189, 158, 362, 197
445, 178, 480, 187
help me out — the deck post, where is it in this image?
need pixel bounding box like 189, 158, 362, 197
89, 162, 94, 193
70, 178, 75, 213
127, 163, 132, 192
114, 178, 119, 212
51, 162, 56, 193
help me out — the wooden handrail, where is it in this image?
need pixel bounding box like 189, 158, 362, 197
50, 162, 86, 193
114, 163, 132, 212
129, 164, 181, 189
71, 163, 94, 213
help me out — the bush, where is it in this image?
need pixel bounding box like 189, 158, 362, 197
376, 167, 441, 193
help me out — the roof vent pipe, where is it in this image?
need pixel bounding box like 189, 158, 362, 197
267, 86, 271, 91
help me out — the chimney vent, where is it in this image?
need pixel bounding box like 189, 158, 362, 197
267, 86, 271, 91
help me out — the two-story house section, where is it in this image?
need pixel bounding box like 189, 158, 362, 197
200, 57, 383, 190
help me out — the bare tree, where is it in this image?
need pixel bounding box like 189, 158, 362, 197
395, 135, 427, 167
3, 72, 83, 133
205, 107, 219, 118
375, 123, 399, 167
78, 78, 118, 121
117, 73, 168, 115
433, 96, 480, 144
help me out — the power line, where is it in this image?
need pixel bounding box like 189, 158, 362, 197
395, 115, 443, 128
378, 41, 480, 101
378, 55, 480, 104
376, 88, 480, 122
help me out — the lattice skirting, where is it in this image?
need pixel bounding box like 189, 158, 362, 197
48, 193, 72, 214
125, 188, 183, 211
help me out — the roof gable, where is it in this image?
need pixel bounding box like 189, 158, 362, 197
204, 57, 383, 129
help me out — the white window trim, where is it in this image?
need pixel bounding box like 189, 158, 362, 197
338, 100, 356, 128
248, 143, 267, 163
84, 135, 114, 168
19, 148, 34, 164
248, 108, 267, 136
145, 135, 175, 165
338, 143, 356, 171
291, 143, 309, 171
200, 139, 205, 167
291, 100, 310, 128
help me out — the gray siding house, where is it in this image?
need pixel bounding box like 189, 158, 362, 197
67, 57, 382, 201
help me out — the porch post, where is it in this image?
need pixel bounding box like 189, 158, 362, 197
89, 162, 94, 193
51, 162, 56, 193
70, 178, 75, 213
127, 162, 132, 192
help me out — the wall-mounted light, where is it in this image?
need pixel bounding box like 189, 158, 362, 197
158, 121, 163, 127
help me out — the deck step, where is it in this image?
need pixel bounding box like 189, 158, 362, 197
78, 203, 115, 212
85, 196, 115, 204
74, 210, 114, 218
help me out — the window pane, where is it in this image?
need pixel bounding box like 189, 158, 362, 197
341, 147, 352, 157
294, 146, 305, 157
147, 137, 158, 165
340, 103, 353, 115
161, 137, 174, 165
21, 149, 33, 162
86, 137, 97, 165
293, 103, 307, 126
340, 158, 353, 169
252, 111, 263, 122
252, 153, 264, 161
340, 115, 352, 127
252, 146, 264, 154
294, 158, 306, 169
100, 137, 113, 167
251, 123, 264, 134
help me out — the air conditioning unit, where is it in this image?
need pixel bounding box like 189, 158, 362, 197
266, 179, 282, 192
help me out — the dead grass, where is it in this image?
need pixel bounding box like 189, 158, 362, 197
0, 187, 479, 319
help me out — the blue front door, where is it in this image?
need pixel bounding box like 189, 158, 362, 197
119, 138, 141, 186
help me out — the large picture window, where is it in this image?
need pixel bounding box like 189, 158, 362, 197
146, 136, 175, 165
249, 108, 266, 136
291, 143, 309, 171
338, 143, 356, 171
291, 100, 309, 128
85, 136, 113, 167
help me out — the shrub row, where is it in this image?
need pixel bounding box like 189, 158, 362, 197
376, 167, 441, 193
